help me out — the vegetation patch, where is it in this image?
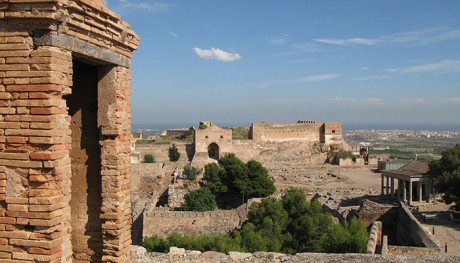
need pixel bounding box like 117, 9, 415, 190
144, 188, 368, 254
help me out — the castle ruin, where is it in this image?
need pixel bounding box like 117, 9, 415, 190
192, 121, 345, 162
0, 0, 138, 262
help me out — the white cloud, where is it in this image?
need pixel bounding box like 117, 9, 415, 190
243, 74, 338, 90
269, 36, 287, 45
398, 98, 426, 104
314, 38, 378, 46
107, 0, 172, 14
169, 31, 178, 39
291, 42, 321, 52
331, 97, 385, 104
442, 97, 460, 104
351, 75, 391, 81
295, 74, 338, 82
314, 26, 460, 46
193, 47, 242, 62
398, 59, 460, 74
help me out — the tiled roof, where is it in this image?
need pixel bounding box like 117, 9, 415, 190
400, 160, 429, 174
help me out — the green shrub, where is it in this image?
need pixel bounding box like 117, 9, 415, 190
143, 154, 155, 163
143, 235, 170, 253
183, 164, 200, 180
168, 144, 180, 162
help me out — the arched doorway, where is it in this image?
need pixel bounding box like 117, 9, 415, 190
208, 143, 220, 160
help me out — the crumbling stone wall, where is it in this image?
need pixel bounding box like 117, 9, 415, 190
367, 221, 382, 254
0, 0, 138, 262
143, 210, 241, 238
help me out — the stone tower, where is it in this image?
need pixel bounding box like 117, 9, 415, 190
0, 0, 139, 262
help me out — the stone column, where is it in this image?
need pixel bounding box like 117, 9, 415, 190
381, 174, 385, 195
402, 180, 407, 202
386, 176, 390, 195
418, 181, 422, 202
390, 177, 395, 197
409, 179, 413, 204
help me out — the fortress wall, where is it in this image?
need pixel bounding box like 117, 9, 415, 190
250, 123, 323, 142
231, 140, 258, 162
143, 210, 241, 237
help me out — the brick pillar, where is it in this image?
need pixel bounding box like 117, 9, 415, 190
99, 66, 132, 262
0, 32, 73, 262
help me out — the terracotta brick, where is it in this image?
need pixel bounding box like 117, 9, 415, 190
28, 175, 49, 183
29, 151, 67, 161
5, 136, 27, 143
0, 218, 15, 225
0, 159, 41, 168
0, 251, 11, 259
30, 107, 66, 115
5, 197, 28, 204
5, 84, 62, 92
15, 218, 28, 225
0, 230, 29, 239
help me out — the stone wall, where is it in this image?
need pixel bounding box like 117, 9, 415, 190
250, 122, 322, 142
397, 202, 441, 250
249, 122, 344, 145
367, 221, 382, 254
0, 1, 138, 262
143, 210, 241, 238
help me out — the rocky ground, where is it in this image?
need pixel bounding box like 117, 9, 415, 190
131, 246, 460, 263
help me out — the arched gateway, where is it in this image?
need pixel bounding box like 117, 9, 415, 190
208, 143, 220, 159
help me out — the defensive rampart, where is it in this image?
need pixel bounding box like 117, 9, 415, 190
249, 122, 344, 145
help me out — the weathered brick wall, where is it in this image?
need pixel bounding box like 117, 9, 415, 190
0, 31, 74, 262
1, 0, 138, 262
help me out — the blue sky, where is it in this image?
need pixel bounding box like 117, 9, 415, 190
106, 0, 460, 129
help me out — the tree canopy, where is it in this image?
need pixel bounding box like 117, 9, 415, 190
179, 188, 217, 212
429, 144, 460, 209
201, 154, 275, 208
144, 188, 368, 254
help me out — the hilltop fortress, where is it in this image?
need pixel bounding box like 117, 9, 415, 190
192, 121, 347, 163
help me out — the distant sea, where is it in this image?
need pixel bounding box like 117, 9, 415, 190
132, 122, 460, 132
